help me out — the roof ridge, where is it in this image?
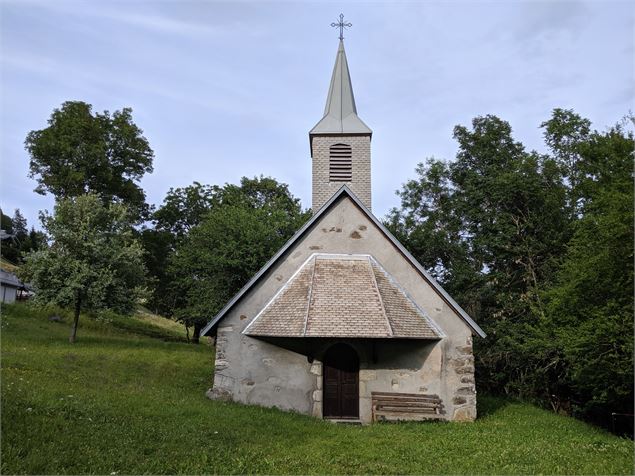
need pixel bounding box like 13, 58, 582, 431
367, 256, 393, 337
302, 256, 317, 337
370, 258, 447, 339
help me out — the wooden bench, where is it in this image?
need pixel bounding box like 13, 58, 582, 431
371, 391, 445, 422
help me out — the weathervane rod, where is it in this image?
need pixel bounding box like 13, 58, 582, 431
330, 13, 352, 40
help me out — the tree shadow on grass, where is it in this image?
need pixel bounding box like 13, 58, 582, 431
477, 394, 511, 418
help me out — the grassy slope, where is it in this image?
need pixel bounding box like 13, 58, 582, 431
0, 257, 18, 273
1, 304, 632, 475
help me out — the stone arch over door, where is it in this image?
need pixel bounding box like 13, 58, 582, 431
322, 343, 359, 419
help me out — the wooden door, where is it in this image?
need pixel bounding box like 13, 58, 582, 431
323, 343, 359, 419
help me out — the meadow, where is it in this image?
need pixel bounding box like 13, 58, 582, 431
1, 303, 632, 475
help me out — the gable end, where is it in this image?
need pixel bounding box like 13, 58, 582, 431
201, 186, 486, 338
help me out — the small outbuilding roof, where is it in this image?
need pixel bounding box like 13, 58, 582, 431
0, 269, 23, 288
243, 254, 444, 339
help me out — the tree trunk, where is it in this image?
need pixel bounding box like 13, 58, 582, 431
192, 322, 202, 344
69, 292, 81, 343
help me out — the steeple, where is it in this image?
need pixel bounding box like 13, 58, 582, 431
309, 35, 372, 213
310, 40, 372, 139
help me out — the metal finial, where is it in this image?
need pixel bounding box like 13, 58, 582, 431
330, 13, 352, 41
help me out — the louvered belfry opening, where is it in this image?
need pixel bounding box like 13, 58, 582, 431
329, 143, 353, 182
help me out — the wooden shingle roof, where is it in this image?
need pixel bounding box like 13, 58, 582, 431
243, 254, 443, 339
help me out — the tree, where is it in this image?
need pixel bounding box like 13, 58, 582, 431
0, 208, 33, 264
142, 182, 218, 316
388, 114, 571, 402
167, 177, 310, 343
18, 194, 146, 343
0, 208, 12, 234
541, 108, 591, 216
389, 110, 633, 426
153, 182, 218, 240
23, 227, 47, 254
543, 122, 634, 419
1, 208, 17, 263
11, 209, 27, 239
25, 101, 154, 220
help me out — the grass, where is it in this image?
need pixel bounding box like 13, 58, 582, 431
134, 306, 188, 338
0, 257, 18, 273
1, 303, 633, 475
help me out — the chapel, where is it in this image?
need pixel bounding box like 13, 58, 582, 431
202, 30, 485, 423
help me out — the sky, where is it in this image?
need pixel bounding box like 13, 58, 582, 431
1, 0, 633, 229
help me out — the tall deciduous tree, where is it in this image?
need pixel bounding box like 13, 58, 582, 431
389, 110, 633, 425
18, 194, 146, 343
142, 182, 218, 317
541, 108, 591, 217
24, 101, 154, 220
543, 121, 634, 418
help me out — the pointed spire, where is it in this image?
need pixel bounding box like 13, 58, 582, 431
310, 40, 372, 136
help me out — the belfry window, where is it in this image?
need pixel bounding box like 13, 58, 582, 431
329, 143, 352, 182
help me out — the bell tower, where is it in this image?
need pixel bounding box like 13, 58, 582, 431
309, 33, 372, 212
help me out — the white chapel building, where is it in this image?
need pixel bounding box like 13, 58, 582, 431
202, 36, 485, 423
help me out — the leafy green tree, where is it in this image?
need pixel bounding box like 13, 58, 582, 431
23, 227, 47, 254
541, 108, 591, 216
389, 110, 633, 425
153, 182, 218, 240
25, 101, 154, 220
386, 159, 483, 315
544, 121, 634, 418
142, 182, 218, 316
18, 194, 146, 343
167, 177, 310, 343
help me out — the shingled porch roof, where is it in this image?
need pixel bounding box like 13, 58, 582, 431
243, 254, 444, 339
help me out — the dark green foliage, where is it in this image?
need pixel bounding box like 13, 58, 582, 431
1, 209, 20, 263
0, 208, 47, 264
2, 304, 632, 475
153, 181, 218, 240
388, 111, 633, 424
543, 121, 634, 418
142, 182, 219, 320
24, 101, 154, 220
1, 208, 12, 234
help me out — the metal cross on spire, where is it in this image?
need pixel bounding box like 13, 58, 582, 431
331, 13, 352, 40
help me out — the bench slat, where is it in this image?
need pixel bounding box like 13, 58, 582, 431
373, 396, 440, 403
375, 402, 441, 409
376, 407, 438, 414
372, 392, 440, 398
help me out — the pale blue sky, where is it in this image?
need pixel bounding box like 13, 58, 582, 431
1, 0, 633, 228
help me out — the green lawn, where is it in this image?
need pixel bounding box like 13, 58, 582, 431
1, 304, 632, 475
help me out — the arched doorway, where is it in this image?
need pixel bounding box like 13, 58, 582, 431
323, 343, 359, 419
